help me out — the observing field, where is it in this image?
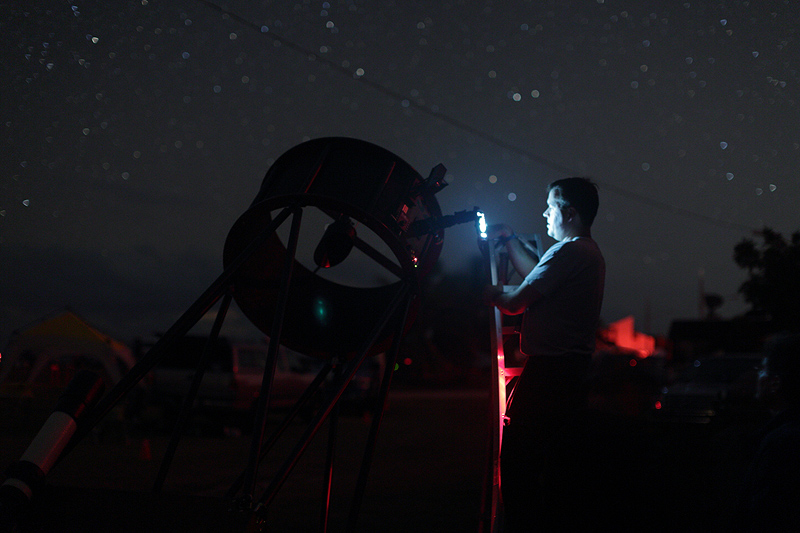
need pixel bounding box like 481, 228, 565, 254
2, 389, 488, 532
2, 379, 767, 532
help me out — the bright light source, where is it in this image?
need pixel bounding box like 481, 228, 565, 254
477, 211, 488, 239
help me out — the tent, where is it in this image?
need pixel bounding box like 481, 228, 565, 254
0, 310, 136, 388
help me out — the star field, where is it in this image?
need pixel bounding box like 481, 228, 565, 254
2, 0, 798, 341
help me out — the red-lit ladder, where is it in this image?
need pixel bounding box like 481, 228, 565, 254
479, 237, 527, 533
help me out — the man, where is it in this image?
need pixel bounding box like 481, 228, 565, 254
734, 333, 800, 532
484, 177, 605, 531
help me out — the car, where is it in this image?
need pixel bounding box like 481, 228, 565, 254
653, 354, 767, 426
140, 335, 321, 427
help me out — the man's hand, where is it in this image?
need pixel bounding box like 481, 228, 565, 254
485, 223, 515, 241
484, 281, 542, 315
483, 284, 503, 306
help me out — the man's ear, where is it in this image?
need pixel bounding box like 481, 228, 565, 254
565, 206, 578, 222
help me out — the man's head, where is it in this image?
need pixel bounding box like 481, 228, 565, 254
757, 333, 800, 410
543, 177, 599, 241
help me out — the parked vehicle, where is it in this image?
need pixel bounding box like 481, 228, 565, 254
140, 336, 320, 422
653, 354, 767, 425
324, 353, 382, 413
140, 336, 380, 427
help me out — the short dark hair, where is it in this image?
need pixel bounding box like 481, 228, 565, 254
764, 333, 800, 406
547, 177, 599, 227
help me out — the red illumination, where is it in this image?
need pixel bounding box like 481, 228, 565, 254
629, 359, 637, 367
403, 357, 412, 366
655, 401, 662, 410
603, 316, 656, 357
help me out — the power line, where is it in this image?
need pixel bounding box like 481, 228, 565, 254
196, 0, 757, 234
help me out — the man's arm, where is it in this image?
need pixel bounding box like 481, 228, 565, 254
504, 234, 539, 278
488, 224, 538, 278
485, 281, 543, 315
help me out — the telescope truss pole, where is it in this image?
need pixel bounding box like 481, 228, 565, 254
154, 290, 234, 492
346, 288, 415, 532
243, 205, 304, 501
250, 281, 414, 527
56, 206, 296, 462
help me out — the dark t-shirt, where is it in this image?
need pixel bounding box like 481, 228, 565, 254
520, 237, 605, 357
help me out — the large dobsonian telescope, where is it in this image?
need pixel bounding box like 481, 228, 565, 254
1, 137, 483, 532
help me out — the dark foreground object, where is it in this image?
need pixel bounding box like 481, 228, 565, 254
15, 486, 251, 532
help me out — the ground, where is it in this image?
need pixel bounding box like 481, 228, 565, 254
1, 389, 487, 532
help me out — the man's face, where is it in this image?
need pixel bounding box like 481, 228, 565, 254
543, 189, 567, 241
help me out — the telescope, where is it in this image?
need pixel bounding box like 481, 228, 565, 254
3, 137, 482, 531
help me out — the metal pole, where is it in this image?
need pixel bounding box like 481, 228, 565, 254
59, 206, 295, 460
226, 360, 333, 500
320, 360, 343, 533
153, 291, 233, 492
251, 281, 412, 520
345, 288, 414, 532
243, 206, 303, 500
479, 238, 508, 533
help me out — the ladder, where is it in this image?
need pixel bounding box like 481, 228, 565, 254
479, 232, 540, 533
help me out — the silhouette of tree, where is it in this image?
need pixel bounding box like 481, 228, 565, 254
733, 227, 800, 331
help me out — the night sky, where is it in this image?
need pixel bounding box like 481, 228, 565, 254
2, 0, 798, 347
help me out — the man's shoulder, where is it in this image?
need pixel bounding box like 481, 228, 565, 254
535, 238, 603, 277
554, 237, 603, 257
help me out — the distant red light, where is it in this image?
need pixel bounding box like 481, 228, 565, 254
629, 359, 637, 367
655, 401, 662, 410
403, 357, 413, 366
